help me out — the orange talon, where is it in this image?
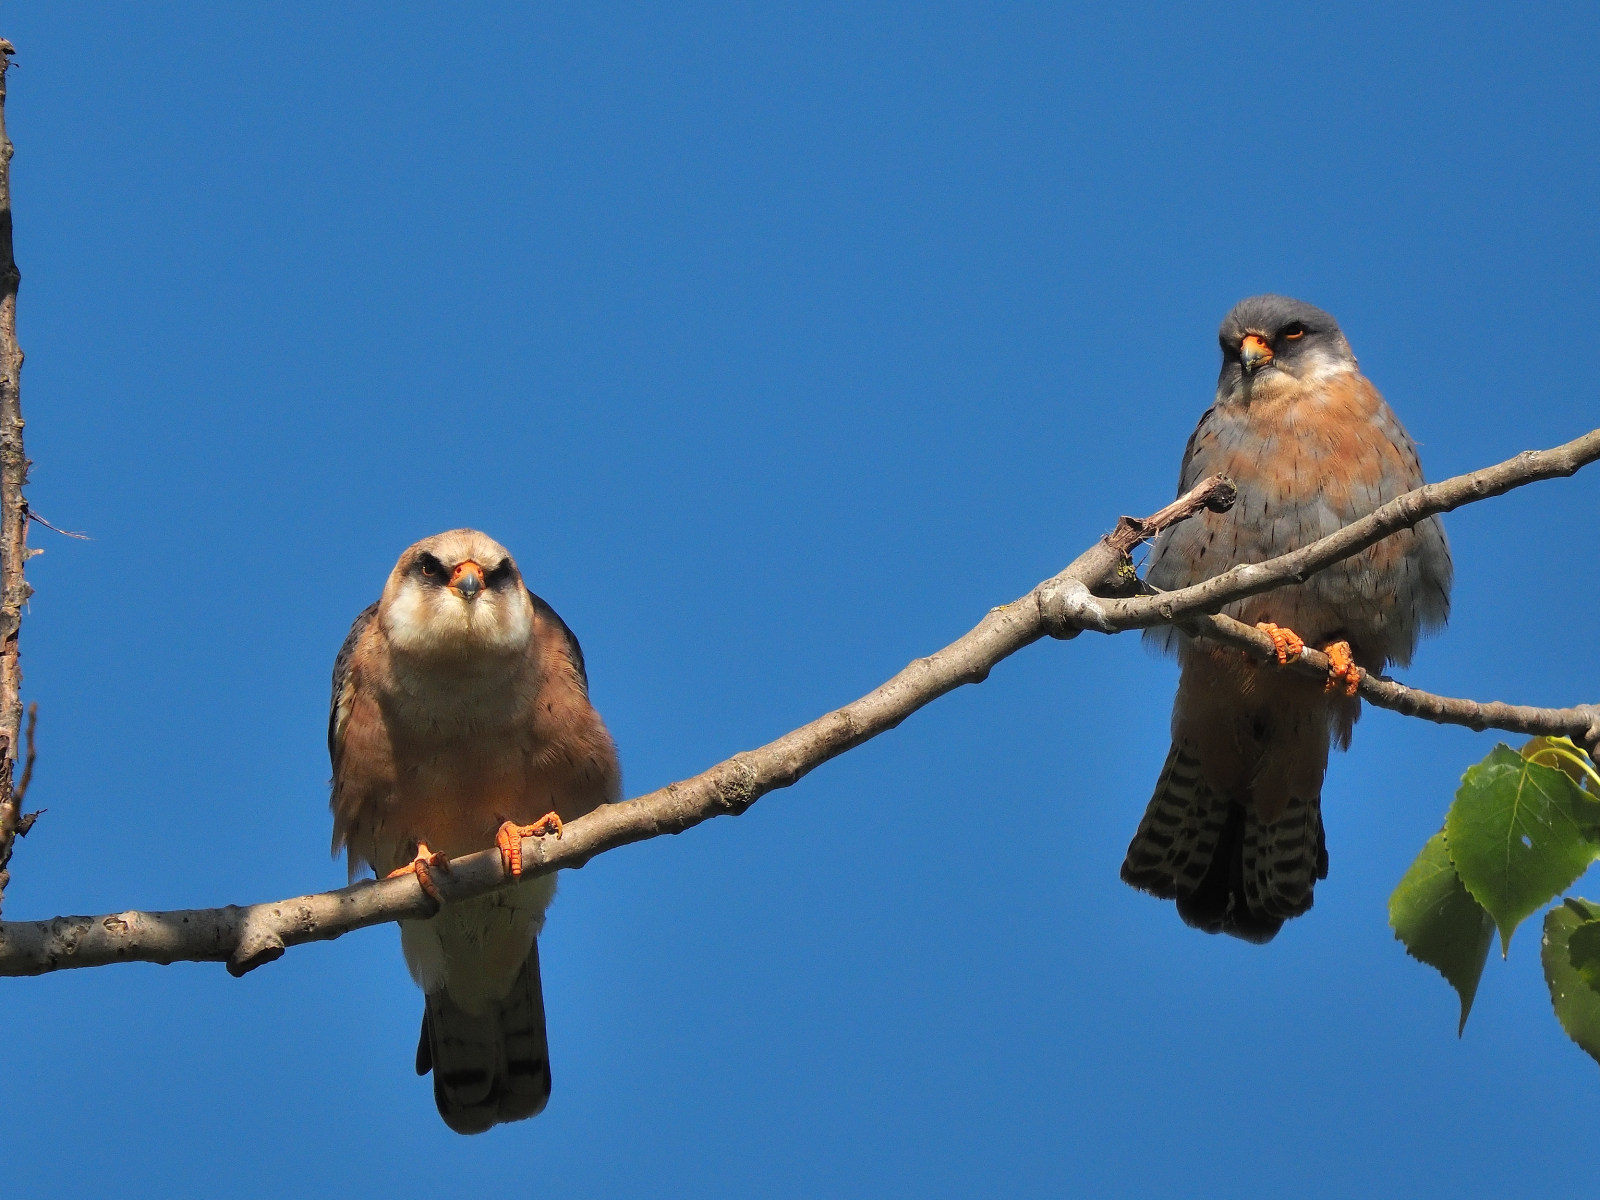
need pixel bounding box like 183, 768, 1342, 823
386, 841, 450, 902
1254, 621, 1305, 665
1323, 640, 1361, 697
496, 813, 564, 877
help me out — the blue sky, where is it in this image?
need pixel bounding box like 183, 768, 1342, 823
4, 4, 1598, 1196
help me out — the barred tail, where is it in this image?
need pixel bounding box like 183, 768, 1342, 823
415, 941, 552, 1135
1121, 742, 1328, 944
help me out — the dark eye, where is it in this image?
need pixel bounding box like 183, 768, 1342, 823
484, 560, 515, 587
418, 555, 441, 579
1282, 323, 1307, 340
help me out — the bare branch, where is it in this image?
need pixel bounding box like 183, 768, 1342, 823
0, 42, 28, 915
1184, 613, 1600, 755
1, 430, 1596, 977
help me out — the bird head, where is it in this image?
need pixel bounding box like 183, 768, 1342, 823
1216, 294, 1356, 402
379, 529, 534, 659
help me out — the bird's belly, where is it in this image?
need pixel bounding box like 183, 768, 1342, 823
377, 735, 554, 868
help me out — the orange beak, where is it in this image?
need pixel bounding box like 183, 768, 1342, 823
448, 560, 484, 601
1239, 334, 1273, 372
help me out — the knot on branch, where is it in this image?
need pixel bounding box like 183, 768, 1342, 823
1038, 578, 1117, 639
714, 755, 759, 814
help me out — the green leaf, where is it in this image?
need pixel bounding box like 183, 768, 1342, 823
1389, 830, 1495, 1034
1520, 736, 1600, 795
1541, 898, 1600, 1068
1444, 744, 1600, 956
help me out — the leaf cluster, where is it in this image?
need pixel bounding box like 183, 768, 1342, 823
1390, 738, 1600, 1063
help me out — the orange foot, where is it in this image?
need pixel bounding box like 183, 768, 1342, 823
387, 842, 450, 902
1255, 621, 1305, 665
1323, 640, 1361, 696
496, 814, 564, 877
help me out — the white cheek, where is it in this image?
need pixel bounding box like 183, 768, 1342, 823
385, 586, 434, 653
497, 595, 534, 651
1299, 352, 1356, 385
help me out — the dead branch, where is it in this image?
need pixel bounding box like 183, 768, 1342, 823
1, 432, 1596, 977
0, 42, 28, 915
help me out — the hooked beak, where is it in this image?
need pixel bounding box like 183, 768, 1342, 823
1239, 334, 1273, 373
448, 560, 484, 601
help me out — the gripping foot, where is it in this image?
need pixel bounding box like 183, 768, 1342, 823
1254, 622, 1305, 665
496, 814, 564, 877
387, 842, 450, 902
1323, 640, 1361, 696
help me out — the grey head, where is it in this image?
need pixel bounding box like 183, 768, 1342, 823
1216, 294, 1356, 398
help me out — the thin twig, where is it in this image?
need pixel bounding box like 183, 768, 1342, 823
0, 432, 1596, 977
26, 509, 88, 540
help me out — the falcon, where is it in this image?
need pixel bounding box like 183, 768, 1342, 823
1122, 295, 1453, 942
329, 529, 621, 1133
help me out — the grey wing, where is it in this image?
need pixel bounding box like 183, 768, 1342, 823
329, 602, 378, 765
1146, 409, 1221, 589
1142, 409, 1223, 657
527, 589, 589, 692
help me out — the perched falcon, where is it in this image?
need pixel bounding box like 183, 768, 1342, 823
1122, 295, 1452, 942
329, 529, 621, 1133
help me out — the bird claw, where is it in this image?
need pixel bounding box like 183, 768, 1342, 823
1323, 640, 1361, 696
496, 814, 564, 877
1254, 622, 1305, 665
387, 842, 450, 902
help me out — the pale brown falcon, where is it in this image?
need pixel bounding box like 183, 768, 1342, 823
1122, 295, 1453, 942
329, 529, 621, 1134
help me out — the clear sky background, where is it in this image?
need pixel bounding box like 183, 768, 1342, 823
4, 4, 1598, 1197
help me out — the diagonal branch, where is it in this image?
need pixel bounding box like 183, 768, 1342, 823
1084, 426, 1600, 633
1, 428, 1596, 977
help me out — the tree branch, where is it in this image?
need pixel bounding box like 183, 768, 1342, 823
0, 41, 29, 916
1, 429, 1596, 977
1079, 427, 1600, 633
1185, 612, 1600, 752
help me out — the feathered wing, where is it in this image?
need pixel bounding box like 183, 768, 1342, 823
328, 603, 383, 880
328, 601, 377, 767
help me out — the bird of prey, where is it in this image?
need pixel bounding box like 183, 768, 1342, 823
329, 529, 621, 1133
1122, 295, 1452, 942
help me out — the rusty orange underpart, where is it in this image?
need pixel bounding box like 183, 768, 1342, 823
1254, 621, 1305, 665
496, 813, 564, 877
1323, 640, 1361, 696
387, 841, 450, 902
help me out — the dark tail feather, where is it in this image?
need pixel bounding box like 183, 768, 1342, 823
416, 941, 552, 1135
1122, 743, 1327, 944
